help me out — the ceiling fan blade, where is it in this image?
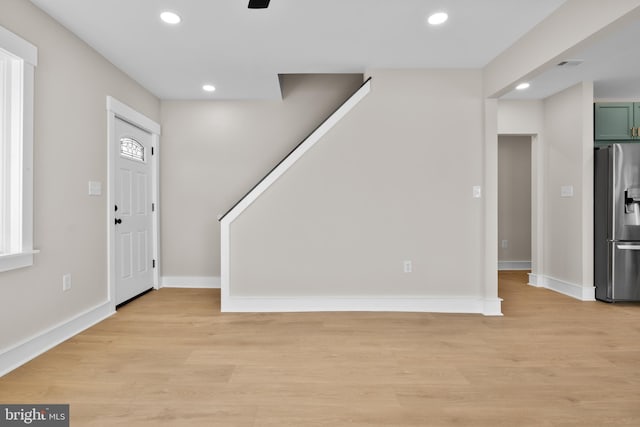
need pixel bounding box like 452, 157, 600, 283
248, 0, 270, 8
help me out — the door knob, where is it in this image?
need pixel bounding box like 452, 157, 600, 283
115, 218, 122, 225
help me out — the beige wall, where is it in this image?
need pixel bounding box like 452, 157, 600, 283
498, 136, 531, 262
542, 82, 593, 285
498, 100, 544, 135
0, 0, 159, 351
160, 74, 363, 277
230, 69, 486, 297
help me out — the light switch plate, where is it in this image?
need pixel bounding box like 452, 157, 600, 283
63, 274, 71, 291
403, 260, 412, 273
560, 185, 574, 198
88, 181, 102, 196
473, 186, 482, 198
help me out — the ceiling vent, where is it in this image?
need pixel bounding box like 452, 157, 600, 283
248, 0, 270, 8
557, 59, 584, 67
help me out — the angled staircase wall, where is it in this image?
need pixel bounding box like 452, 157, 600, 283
220, 70, 501, 316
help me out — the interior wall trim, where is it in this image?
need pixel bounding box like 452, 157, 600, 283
498, 260, 532, 270
0, 301, 114, 377
160, 276, 221, 289
223, 296, 503, 316
528, 273, 595, 301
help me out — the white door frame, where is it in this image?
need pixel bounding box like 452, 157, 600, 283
106, 97, 161, 309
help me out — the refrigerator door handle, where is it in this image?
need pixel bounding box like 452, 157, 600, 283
616, 244, 640, 250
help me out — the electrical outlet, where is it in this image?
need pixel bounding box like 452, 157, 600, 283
63, 274, 71, 292
403, 260, 412, 273
501, 240, 508, 249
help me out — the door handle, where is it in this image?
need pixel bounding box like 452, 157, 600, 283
115, 218, 122, 225
616, 244, 640, 250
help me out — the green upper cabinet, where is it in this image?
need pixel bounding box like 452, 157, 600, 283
594, 103, 636, 140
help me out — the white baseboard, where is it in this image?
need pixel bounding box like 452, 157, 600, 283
0, 301, 114, 377
498, 260, 531, 270
527, 273, 544, 288
160, 276, 220, 289
222, 296, 503, 316
528, 273, 595, 301
483, 298, 504, 316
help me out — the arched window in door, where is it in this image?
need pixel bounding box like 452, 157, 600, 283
120, 137, 145, 162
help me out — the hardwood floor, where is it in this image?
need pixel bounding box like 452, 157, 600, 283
1, 271, 639, 426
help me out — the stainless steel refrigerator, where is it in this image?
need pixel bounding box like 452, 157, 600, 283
595, 143, 640, 302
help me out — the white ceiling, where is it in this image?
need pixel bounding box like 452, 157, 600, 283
29, 0, 568, 100
502, 16, 640, 100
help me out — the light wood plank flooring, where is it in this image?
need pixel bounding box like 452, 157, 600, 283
1, 271, 639, 426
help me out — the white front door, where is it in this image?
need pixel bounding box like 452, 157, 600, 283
114, 117, 154, 305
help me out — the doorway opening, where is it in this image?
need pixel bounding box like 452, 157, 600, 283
497, 135, 532, 272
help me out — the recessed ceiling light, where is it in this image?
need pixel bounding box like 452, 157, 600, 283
202, 84, 216, 92
516, 82, 531, 91
160, 11, 181, 25
427, 12, 448, 26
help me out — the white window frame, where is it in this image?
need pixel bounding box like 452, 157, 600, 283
0, 25, 37, 272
